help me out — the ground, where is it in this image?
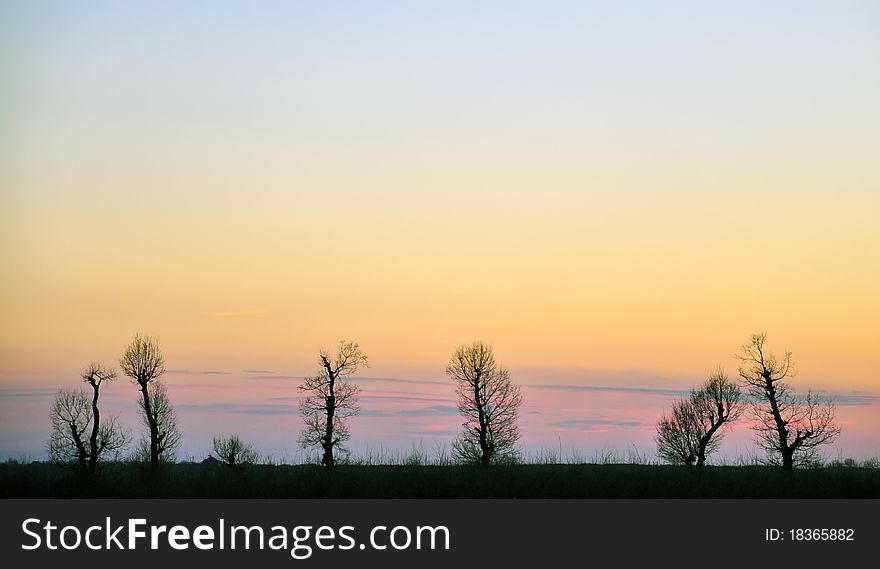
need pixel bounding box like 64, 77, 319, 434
2, 462, 878, 498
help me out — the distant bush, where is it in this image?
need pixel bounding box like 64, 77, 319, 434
212, 435, 259, 470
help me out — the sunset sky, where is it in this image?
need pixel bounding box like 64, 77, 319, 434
2, 1, 878, 461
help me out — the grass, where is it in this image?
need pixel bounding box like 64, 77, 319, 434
2, 460, 878, 498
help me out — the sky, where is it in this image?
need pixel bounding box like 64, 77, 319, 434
1, 1, 879, 461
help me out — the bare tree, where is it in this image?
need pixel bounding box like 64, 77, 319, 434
134, 380, 181, 464
447, 341, 523, 466
213, 434, 259, 470
48, 389, 90, 470
82, 363, 125, 472
656, 369, 742, 470
738, 332, 841, 470
48, 388, 128, 471
120, 333, 168, 472
298, 340, 367, 467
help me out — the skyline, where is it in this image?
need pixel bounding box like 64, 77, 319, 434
2, 1, 879, 461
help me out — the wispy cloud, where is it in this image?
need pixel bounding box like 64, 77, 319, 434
0, 388, 59, 398
175, 403, 295, 415
547, 419, 649, 431
531, 383, 880, 407
272, 393, 454, 404
174, 402, 389, 417
829, 392, 880, 406
408, 426, 458, 436
406, 426, 461, 437
359, 394, 454, 404
398, 405, 459, 417
756, 392, 880, 407
245, 373, 446, 385
355, 376, 448, 386
512, 367, 696, 387
531, 384, 689, 397
359, 409, 391, 417
205, 310, 267, 317
225, 408, 295, 415
249, 375, 305, 380
166, 369, 230, 376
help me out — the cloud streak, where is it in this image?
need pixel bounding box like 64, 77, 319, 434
359, 394, 454, 404
175, 403, 295, 415
826, 393, 880, 406
166, 369, 230, 376
251, 374, 447, 386
174, 402, 390, 417
531, 384, 689, 397
355, 376, 448, 386
532, 384, 880, 407
249, 375, 306, 380
547, 419, 650, 431
0, 388, 59, 398
397, 405, 459, 417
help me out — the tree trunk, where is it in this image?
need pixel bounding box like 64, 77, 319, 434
473, 371, 491, 467
763, 374, 792, 471
71, 423, 87, 472
140, 379, 160, 473
322, 434, 334, 468
781, 450, 795, 471
322, 364, 337, 468
88, 382, 100, 473
696, 420, 723, 470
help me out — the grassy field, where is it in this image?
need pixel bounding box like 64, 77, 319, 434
2, 461, 878, 498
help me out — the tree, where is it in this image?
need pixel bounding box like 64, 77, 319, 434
48, 389, 90, 470
213, 434, 259, 470
120, 333, 169, 472
656, 369, 742, 470
447, 341, 523, 466
298, 340, 367, 467
737, 332, 841, 470
47, 387, 128, 471
82, 363, 124, 473
134, 380, 181, 465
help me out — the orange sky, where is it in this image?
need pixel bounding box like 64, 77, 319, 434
2, 1, 879, 391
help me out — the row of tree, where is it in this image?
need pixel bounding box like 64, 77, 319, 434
48, 334, 180, 473
656, 332, 840, 471
296, 339, 522, 467
48, 332, 839, 473
48, 336, 523, 471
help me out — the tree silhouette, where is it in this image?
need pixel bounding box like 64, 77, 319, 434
48, 390, 90, 470
134, 380, 181, 465
298, 340, 367, 468
82, 363, 124, 473
120, 333, 171, 472
213, 434, 259, 470
47, 387, 128, 471
737, 332, 840, 470
656, 368, 742, 470
447, 341, 522, 466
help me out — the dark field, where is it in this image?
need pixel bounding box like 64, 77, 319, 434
2, 462, 878, 498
